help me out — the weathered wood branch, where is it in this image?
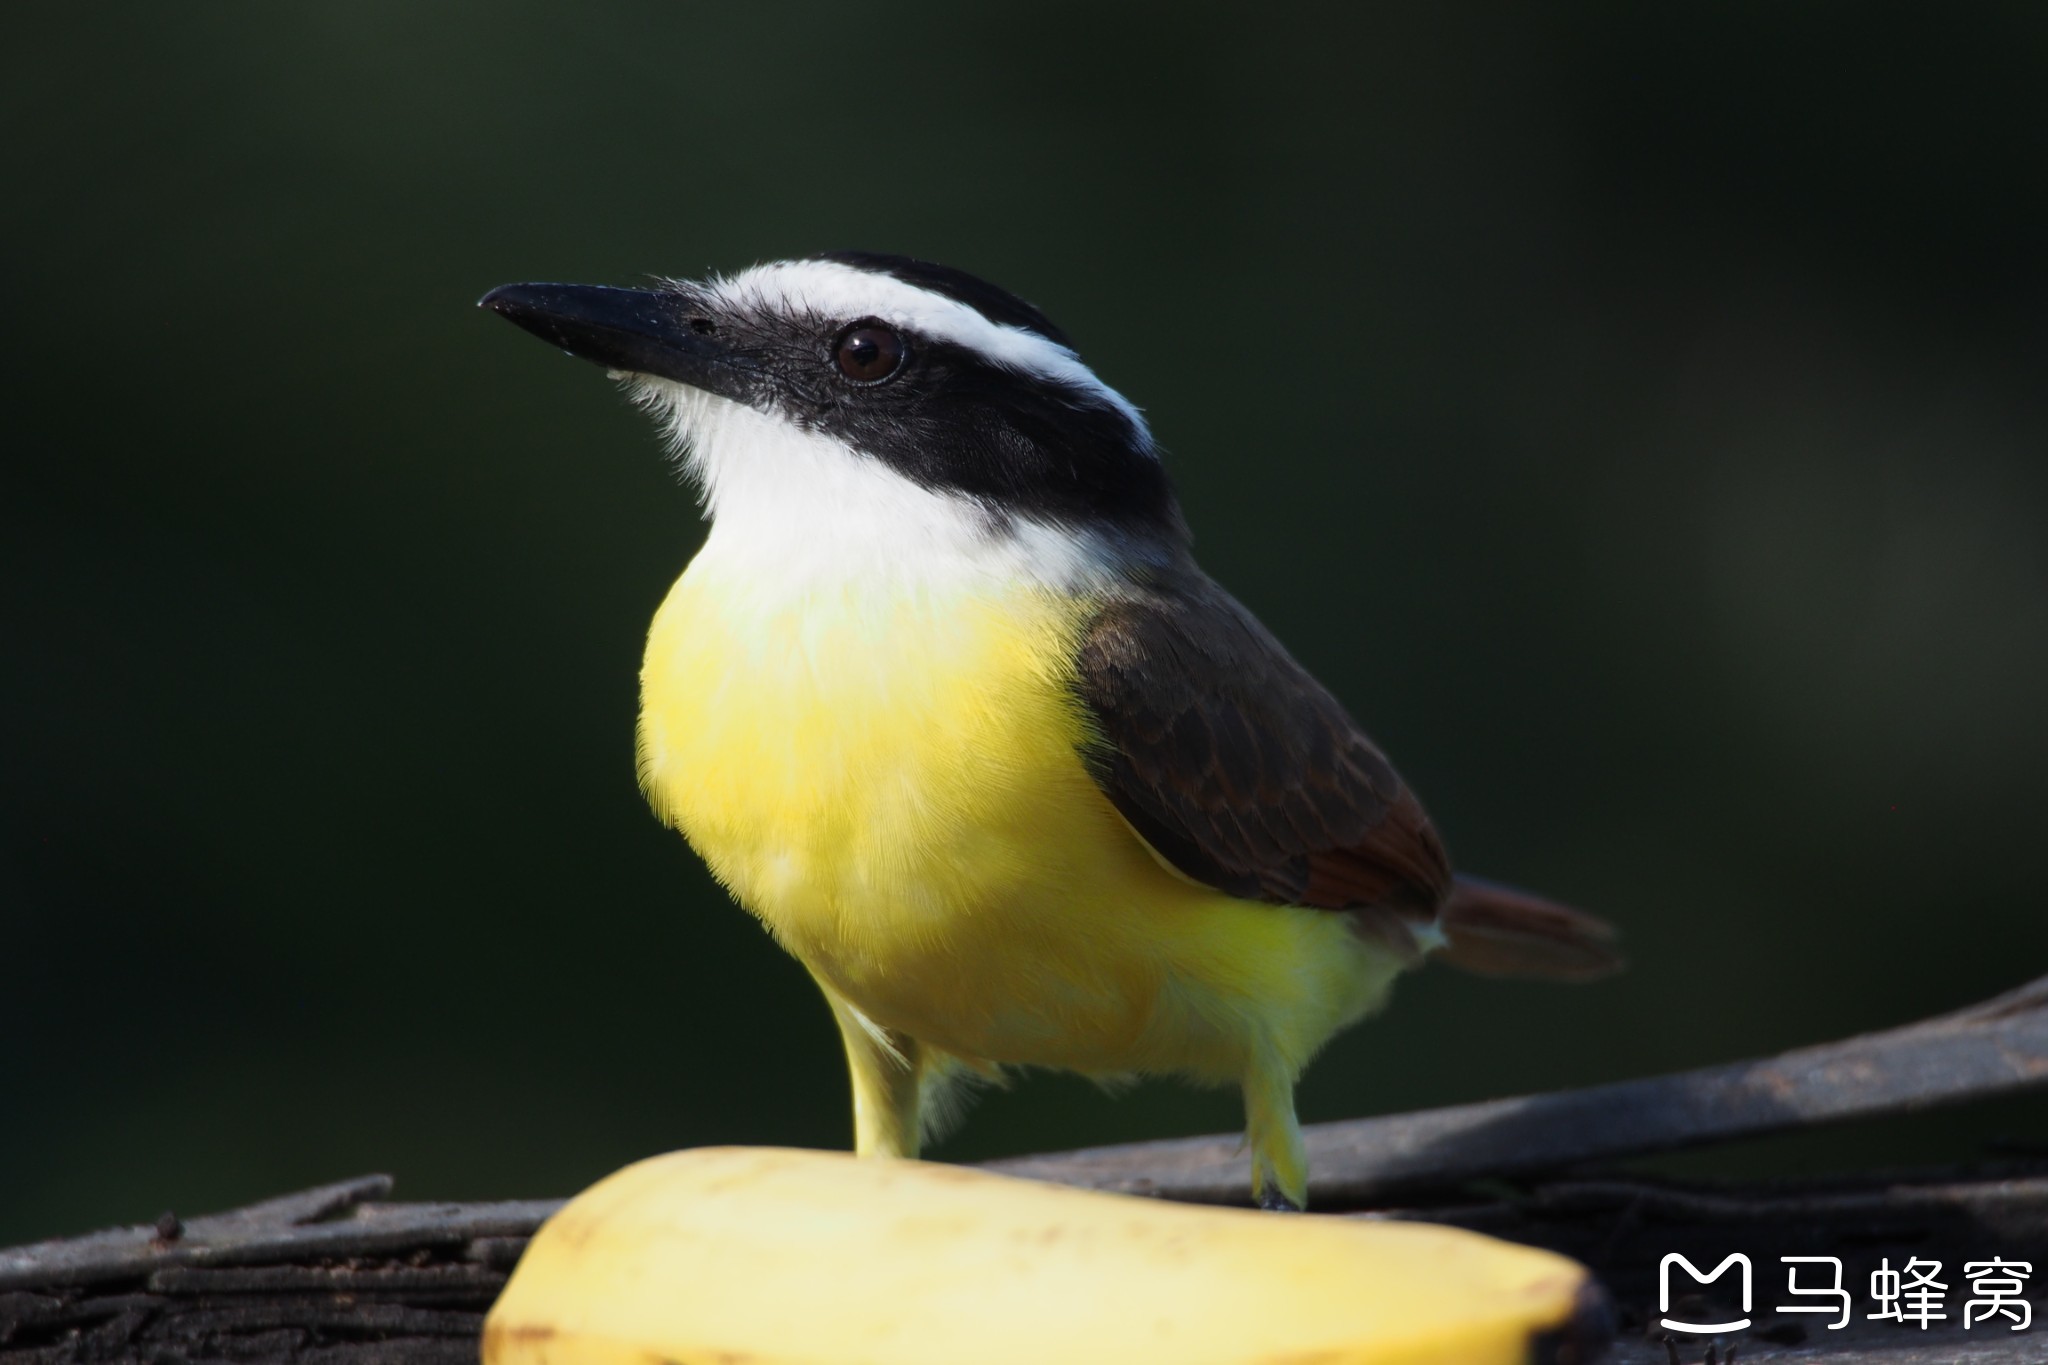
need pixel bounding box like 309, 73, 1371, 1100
0, 1181, 557, 1365
5, 975, 2045, 1364
0, 1181, 557, 1298
989, 972, 2048, 1204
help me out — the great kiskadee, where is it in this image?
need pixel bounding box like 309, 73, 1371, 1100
482, 253, 1620, 1210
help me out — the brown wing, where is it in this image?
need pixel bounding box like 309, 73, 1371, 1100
1072, 569, 1453, 926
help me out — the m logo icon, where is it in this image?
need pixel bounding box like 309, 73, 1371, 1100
1659, 1253, 1753, 1333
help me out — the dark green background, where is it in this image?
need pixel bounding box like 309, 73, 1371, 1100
8, 3, 2047, 1244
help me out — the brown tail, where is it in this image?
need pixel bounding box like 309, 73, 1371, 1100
1437, 875, 1624, 982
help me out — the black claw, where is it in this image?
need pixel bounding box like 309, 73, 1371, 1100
1255, 1186, 1304, 1212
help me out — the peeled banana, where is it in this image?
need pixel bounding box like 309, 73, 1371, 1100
483, 1147, 1607, 1365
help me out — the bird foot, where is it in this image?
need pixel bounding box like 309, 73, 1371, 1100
1256, 1186, 1303, 1213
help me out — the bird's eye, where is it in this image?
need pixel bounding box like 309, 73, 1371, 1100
833, 323, 906, 384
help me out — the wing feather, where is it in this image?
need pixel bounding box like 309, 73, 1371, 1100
1072, 571, 1453, 927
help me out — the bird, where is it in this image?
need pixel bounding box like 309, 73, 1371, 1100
481, 252, 1621, 1210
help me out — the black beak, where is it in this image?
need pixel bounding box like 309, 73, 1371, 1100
479, 282, 758, 401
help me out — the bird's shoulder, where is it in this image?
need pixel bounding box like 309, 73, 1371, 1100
1070, 563, 1452, 921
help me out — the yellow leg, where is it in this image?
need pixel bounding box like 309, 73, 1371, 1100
826, 991, 922, 1158
1243, 1057, 1308, 1211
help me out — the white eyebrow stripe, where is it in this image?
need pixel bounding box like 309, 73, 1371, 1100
704, 258, 1152, 444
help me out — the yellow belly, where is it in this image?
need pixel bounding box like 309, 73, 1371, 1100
636, 554, 1399, 1083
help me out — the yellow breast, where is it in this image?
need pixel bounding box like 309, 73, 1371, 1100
636, 548, 1395, 1080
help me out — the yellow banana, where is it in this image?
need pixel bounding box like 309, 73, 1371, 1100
483, 1147, 1608, 1365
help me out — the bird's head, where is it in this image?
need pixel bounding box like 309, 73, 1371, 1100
482, 253, 1183, 581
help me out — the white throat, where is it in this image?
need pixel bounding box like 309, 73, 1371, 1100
626, 377, 1131, 600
